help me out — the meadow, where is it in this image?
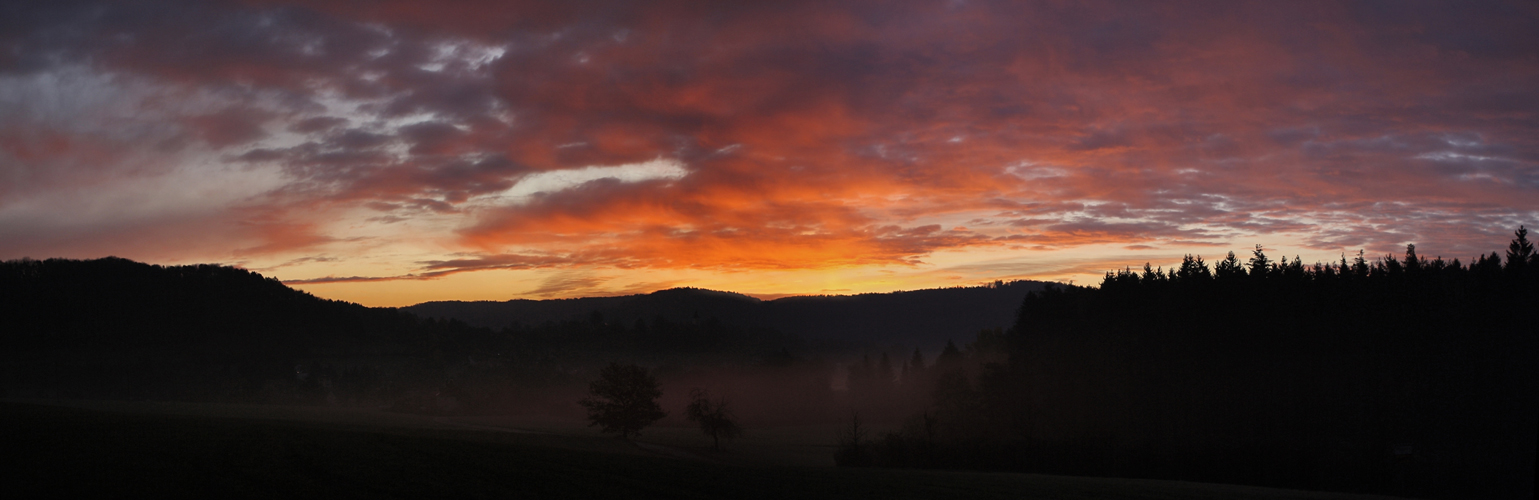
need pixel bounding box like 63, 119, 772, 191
4, 400, 1413, 499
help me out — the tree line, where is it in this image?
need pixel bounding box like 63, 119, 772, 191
839, 227, 1538, 500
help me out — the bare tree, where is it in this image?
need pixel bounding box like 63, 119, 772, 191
833, 410, 871, 466
685, 388, 742, 451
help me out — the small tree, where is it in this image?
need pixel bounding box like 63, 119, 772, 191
579, 362, 666, 440
685, 388, 742, 451
833, 411, 871, 467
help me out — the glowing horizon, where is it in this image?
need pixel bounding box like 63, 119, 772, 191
2, 1, 1535, 307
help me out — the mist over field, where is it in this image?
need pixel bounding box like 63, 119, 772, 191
0, 256, 1025, 423
4, 226, 1537, 499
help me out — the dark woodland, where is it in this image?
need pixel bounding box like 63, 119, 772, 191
836, 228, 1539, 500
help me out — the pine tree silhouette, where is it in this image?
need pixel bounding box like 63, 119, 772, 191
1507, 226, 1533, 273
1247, 244, 1271, 278
1215, 251, 1245, 280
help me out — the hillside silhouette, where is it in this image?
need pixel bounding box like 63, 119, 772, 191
405, 280, 1048, 351
0, 257, 496, 401
0, 257, 1030, 413
2, 257, 431, 354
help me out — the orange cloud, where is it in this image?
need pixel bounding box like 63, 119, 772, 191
2, 0, 1536, 303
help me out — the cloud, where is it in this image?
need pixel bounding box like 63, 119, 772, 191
527, 272, 608, 297
1, 0, 1536, 300
458, 169, 1001, 269
280, 251, 591, 284
283, 274, 403, 285
485, 157, 689, 204
995, 220, 1224, 250
249, 255, 337, 272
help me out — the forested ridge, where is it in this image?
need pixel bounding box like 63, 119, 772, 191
844, 227, 1538, 500
407, 280, 1047, 351
0, 258, 854, 417
0, 257, 502, 403
2, 257, 426, 353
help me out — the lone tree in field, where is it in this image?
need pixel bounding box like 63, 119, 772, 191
685, 388, 742, 451
578, 362, 666, 439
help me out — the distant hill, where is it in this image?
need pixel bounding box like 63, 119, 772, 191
405, 281, 1049, 351
0, 256, 1045, 401
403, 288, 761, 336
0, 256, 1046, 355
0, 257, 496, 401
0, 256, 436, 356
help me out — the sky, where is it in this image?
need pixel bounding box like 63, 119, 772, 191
2, 1, 1536, 307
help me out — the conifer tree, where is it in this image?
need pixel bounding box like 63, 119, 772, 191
1215, 251, 1245, 279
935, 340, 964, 371
848, 354, 873, 394
1248, 245, 1271, 278
908, 348, 926, 377
877, 352, 894, 390
1352, 249, 1370, 276
1176, 254, 1211, 281
1506, 226, 1532, 273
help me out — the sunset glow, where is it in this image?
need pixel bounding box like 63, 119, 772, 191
2, 1, 1535, 306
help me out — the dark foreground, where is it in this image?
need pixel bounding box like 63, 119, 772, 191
3, 402, 1411, 500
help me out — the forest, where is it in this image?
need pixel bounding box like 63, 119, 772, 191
835, 228, 1538, 500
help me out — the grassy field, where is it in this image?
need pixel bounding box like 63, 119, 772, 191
2, 401, 1414, 499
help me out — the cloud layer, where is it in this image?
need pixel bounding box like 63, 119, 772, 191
2, 0, 1536, 304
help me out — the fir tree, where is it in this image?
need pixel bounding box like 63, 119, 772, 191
1506, 226, 1533, 273
1248, 245, 1271, 278
1176, 254, 1211, 281
1215, 251, 1245, 280
907, 348, 926, 378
